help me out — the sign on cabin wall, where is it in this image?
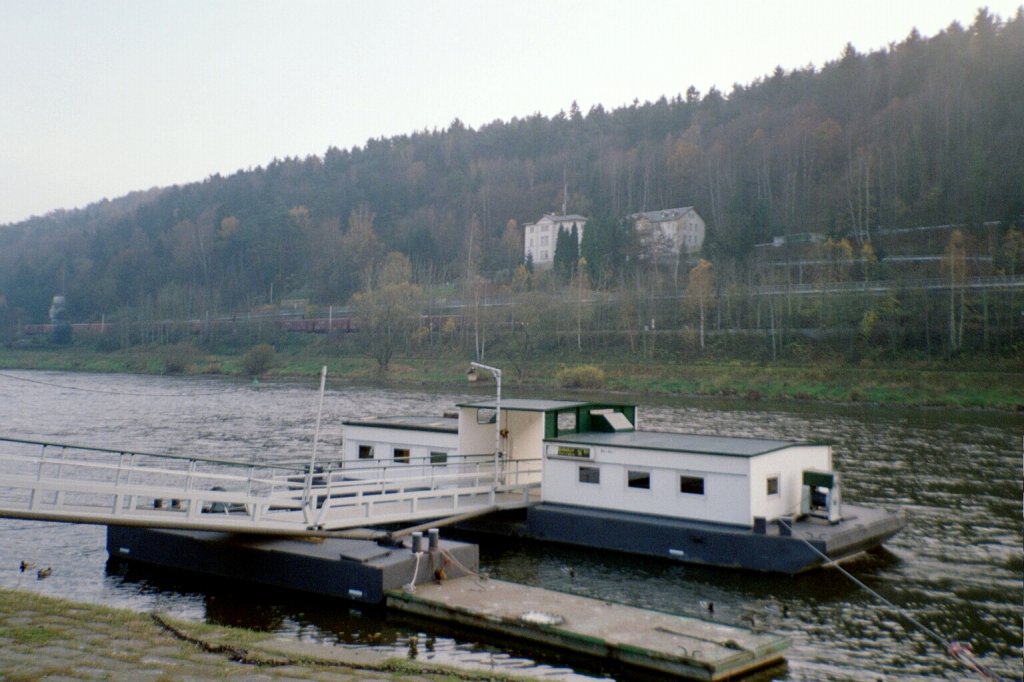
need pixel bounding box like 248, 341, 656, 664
554, 446, 591, 458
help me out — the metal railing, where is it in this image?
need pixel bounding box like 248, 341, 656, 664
750, 275, 1024, 297
0, 438, 539, 533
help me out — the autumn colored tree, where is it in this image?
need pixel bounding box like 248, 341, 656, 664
350, 251, 424, 371
498, 219, 523, 275
686, 259, 715, 351
340, 204, 385, 295
570, 257, 591, 351
1001, 227, 1024, 277
940, 229, 970, 353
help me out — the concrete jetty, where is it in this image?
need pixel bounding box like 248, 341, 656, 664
387, 577, 790, 680
109, 526, 790, 678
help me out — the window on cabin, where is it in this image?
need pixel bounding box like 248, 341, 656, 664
557, 411, 577, 434
476, 408, 496, 424
430, 451, 448, 466
357, 445, 374, 460
767, 476, 779, 496
394, 448, 410, 464
627, 470, 651, 489
578, 466, 600, 484
679, 476, 704, 495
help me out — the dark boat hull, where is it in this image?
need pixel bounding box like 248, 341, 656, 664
524, 503, 905, 574
106, 526, 478, 604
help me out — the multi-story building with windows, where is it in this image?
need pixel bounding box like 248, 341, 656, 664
523, 214, 587, 268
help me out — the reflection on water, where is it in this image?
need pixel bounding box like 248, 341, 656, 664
0, 370, 1021, 680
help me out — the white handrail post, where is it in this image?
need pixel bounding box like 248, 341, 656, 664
36, 443, 47, 480
304, 365, 328, 525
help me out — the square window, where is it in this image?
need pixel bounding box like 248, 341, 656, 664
627, 470, 650, 489
430, 451, 448, 466
767, 476, 779, 495
578, 466, 600, 484
679, 476, 704, 495
358, 445, 374, 460
394, 448, 410, 464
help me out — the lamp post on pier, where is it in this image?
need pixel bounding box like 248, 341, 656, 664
468, 362, 502, 483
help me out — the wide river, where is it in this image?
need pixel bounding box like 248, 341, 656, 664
0, 370, 1020, 681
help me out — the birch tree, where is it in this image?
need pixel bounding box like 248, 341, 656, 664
940, 229, 969, 353
686, 259, 715, 351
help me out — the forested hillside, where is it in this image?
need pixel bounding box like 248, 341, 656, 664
1, 9, 1022, 362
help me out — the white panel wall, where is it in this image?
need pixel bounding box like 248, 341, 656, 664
503, 411, 545, 461
458, 407, 498, 456
541, 441, 830, 526
342, 424, 458, 482
748, 445, 831, 521
541, 443, 753, 526
459, 408, 548, 484
343, 424, 457, 460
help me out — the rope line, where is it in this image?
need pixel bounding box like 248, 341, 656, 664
437, 545, 485, 581
402, 551, 423, 594
0, 371, 242, 397
778, 518, 1005, 681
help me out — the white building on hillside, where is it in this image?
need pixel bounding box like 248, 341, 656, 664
523, 214, 587, 269
630, 207, 705, 260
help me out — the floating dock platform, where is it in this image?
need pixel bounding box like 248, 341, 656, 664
387, 577, 789, 680
106, 526, 478, 605
109, 526, 790, 678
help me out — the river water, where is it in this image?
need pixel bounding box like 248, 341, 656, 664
0, 370, 1020, 681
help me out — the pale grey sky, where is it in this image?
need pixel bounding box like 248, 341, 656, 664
1, 0, 1019, 225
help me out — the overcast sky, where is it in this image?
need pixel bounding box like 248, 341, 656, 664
1, 0, 1019, 225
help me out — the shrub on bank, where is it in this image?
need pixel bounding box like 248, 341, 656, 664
556, 364, 606, 389
243, 343, 275, 378
162, 342, 198, 374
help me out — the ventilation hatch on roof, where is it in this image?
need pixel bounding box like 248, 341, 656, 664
590, 408, 634, 432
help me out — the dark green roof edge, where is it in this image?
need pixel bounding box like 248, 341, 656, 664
548, 433, 827, 458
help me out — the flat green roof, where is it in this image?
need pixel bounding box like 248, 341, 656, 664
457, 399, 593, 412
549, 431, 821, 457
342, 415, 458, 433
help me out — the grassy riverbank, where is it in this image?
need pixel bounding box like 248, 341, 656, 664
0, 586, 539, 681
1, 339, 1022, 410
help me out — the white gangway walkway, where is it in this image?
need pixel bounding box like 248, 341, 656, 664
0, 437, 539, 535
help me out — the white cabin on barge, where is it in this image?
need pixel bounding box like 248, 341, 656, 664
342, 414, 459, 472
542, 430, 833, 528
336, 398, 898, 573
342, 399, 836, 528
